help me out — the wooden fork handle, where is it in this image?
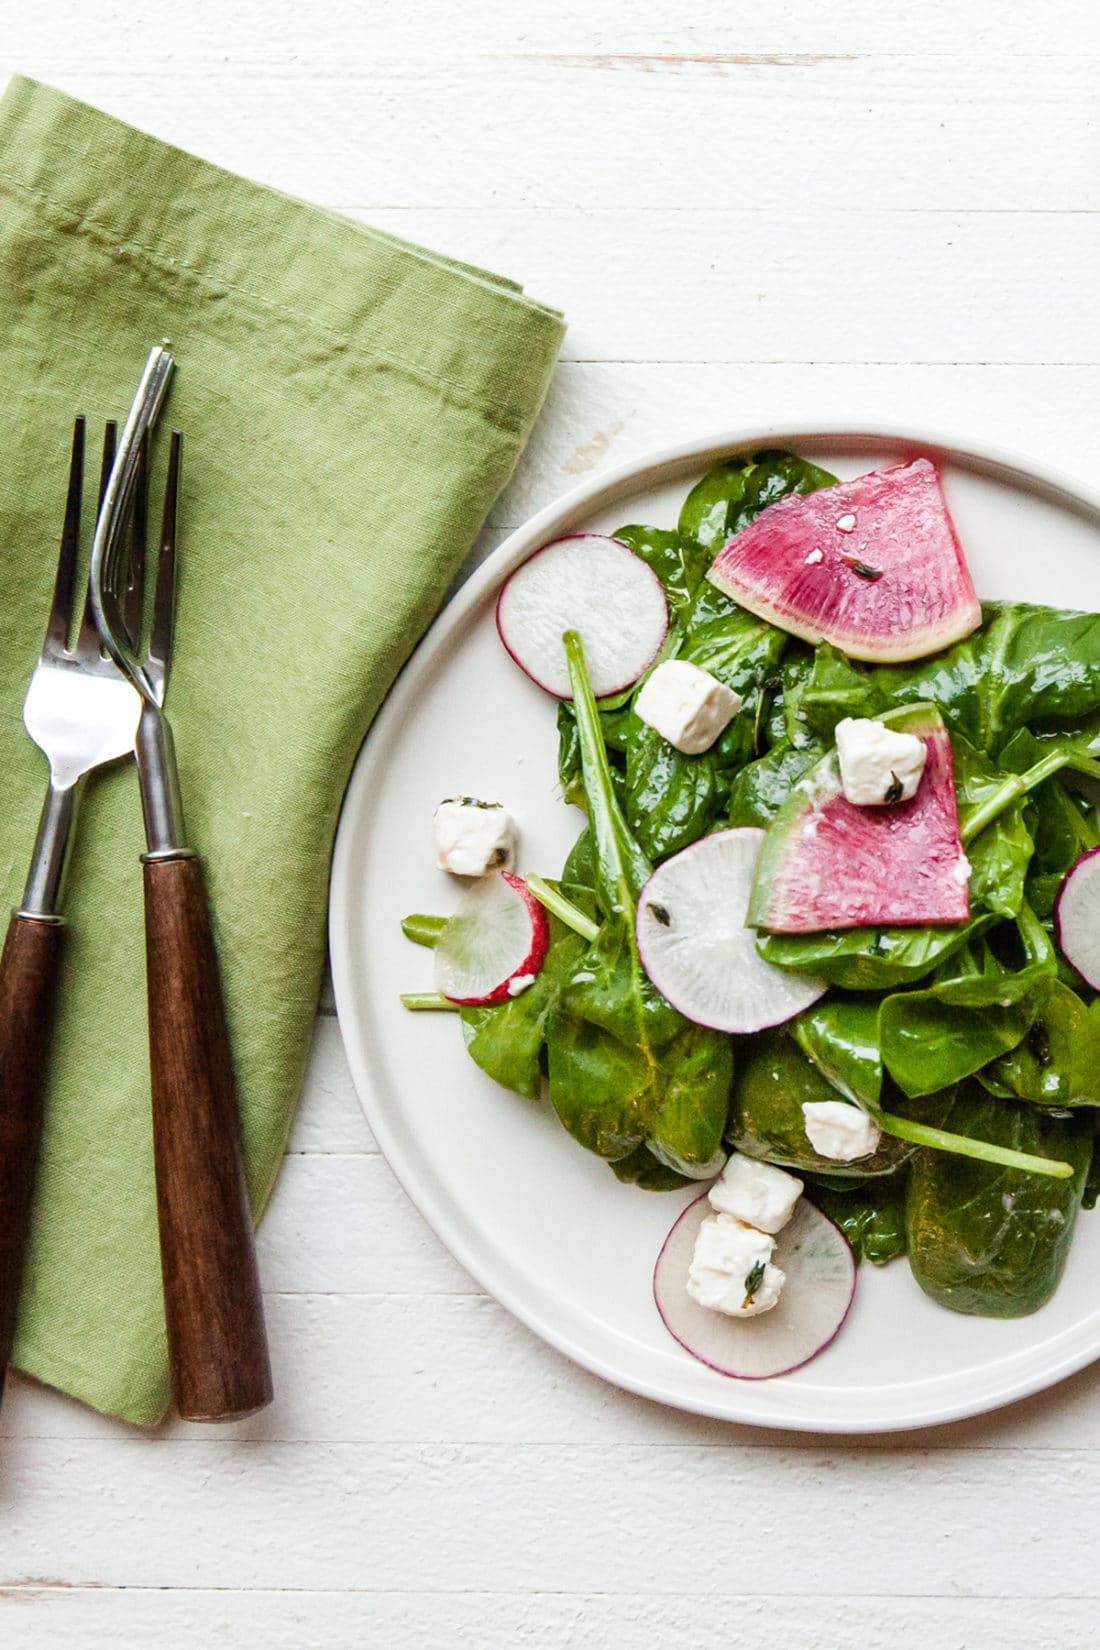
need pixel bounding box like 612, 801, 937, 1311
0, 911, 64, 1402
143, 854, 273, 1421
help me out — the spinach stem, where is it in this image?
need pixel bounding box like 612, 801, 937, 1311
401, 913, 447, 948
878, 1110, 1073, 1179
400, 992, 461, 1012
1016, 899, 1055, 969
563, 629, 652, 911
960, 748, 1100, 846
526, 875, 600, 943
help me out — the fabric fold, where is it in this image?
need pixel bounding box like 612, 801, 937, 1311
0, 74, 563, 1422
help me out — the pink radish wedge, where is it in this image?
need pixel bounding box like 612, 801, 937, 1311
434, 871, 549, 1005
635, 827, 826, 1032
748, 704, 968, 933
496, 534, 668, 698
1054, 847, 1100, 990
707, 458, 981, 663
654, 1194, 856, 1379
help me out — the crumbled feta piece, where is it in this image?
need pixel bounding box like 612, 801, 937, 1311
805, 547, 824, 565
708, 1152, 803, 1234
802, 1100, 881, 1162
687, 1213, 786, 1318
836, 513, 856, 533
834, 716, 927, 807
434, 797, 517, 877
634, 660, 742, 755
507, 972, 536, 998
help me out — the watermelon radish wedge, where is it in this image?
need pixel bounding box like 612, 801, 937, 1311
1054, 846, 1100, 990
706, 458, 981, 662
434, 871, 549, 1004
636, 828, 826, 1032
654, 1194, 856, 1379
748, 704, 969, 932
497, 534, 668, 698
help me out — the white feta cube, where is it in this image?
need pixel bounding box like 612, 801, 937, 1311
835, 716, 927, 807
708, 1152, 803, 1234
434, 797, 517, 877
687, 1212, 785, 1318
634, 660, 742, 755
802, 1100, 881, 1163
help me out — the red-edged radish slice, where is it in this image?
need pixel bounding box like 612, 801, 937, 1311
434, 871, 549, 1005
1054, 846, 1100, 989
635, 827, 826, 1033
496, 534, 668, 698
654, 1194, 856, 1380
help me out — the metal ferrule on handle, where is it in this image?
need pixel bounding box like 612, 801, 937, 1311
136, 702, 190, 860
17, 780, 82, 919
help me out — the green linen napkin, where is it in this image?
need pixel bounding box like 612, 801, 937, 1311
0, 75, 563, 1423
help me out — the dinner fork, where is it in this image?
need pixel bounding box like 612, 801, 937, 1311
0, 420, 143, 1401
91, 348, 272, 1422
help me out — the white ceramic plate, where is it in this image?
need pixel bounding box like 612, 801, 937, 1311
330, 428, 1100, 1433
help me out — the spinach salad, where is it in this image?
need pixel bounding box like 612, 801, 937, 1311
403, 450, 1100, 1371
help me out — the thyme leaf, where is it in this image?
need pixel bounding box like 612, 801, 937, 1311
742, 1259, 766, 1307
842, 556, 884, 581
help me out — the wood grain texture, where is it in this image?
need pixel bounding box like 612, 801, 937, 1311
5, 1436, 1100, 1594
143, 855, 272, 1421
2, 2, 1100, 1643
0, 913, 63, 1400
0, 910, 63, 1399
1, 1591, 1096, 1650
9, 55, 1097, 215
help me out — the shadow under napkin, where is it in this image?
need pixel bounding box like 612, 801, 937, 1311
0, 74, 563, 1424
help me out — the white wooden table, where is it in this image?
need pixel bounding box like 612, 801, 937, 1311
3, 4, 1100, 1644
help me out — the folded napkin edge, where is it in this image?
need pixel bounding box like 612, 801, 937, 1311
0, 75, 566, 428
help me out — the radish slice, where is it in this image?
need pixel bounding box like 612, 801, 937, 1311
434, 871, 549, 1005
496, 534, 668, 698
1054, 846, 1100, 989
654, 1194, 856, 1379
635, 827, 826, 1033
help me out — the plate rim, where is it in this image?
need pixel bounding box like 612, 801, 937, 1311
329, 422, 1100, 1435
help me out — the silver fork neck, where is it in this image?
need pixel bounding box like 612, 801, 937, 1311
19, 779, 83, 917
136, 702, 188, 856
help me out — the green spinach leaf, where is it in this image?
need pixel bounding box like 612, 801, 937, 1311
757, 913, 998, 992
727, 1030, 913, 1179
877, 938, 1051, 1098
951, 733, 1033, 918
793, 998, 883, 1105
679, 449, 838, 553
802, 604, 1100, 756
980, 980, 1100, 1107
459, 916, 586, 1099
546, 631, 733, 1178
726, 739, 824, 829
612, 523, 710, 622
609, 1144, 697, 1191
905, 1083, 1091, 1316
805, 1174, 908, 1265
623, 727, 720, 860
1016, 759, 1100, 919
622, 606, 789, 858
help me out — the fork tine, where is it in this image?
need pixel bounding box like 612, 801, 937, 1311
42, 419, 84, 656
122, 430, 149, 651
75, 422, 117, 656
148, 430, 181, 695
